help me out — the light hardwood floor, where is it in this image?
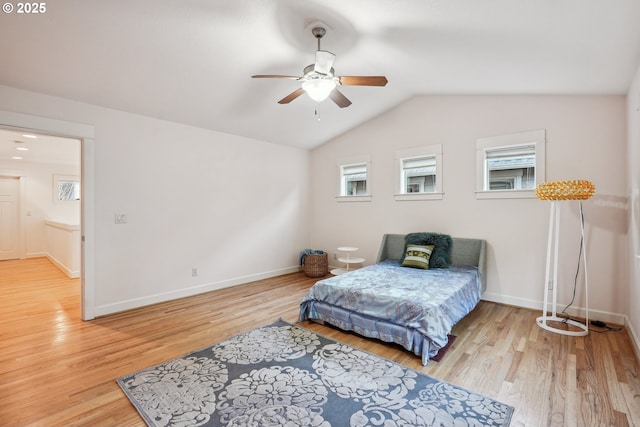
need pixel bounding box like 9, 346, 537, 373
1, 257, 639, 426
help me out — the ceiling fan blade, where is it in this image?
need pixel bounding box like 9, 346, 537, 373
252, 75, 300, 80
329, 89, 352, 108
339, 76, 388, 86
278, 88, 305, 104
314, 50, 335, 75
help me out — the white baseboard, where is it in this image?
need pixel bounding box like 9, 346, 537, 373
625, 316, 640, 361
46, 253, 80, 279
94, 266, 300, 317
481, 292, 626, 325
481, 292, 539, 311
25, 252, 48, 258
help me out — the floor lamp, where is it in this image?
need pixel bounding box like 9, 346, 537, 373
535, 180, 596, 336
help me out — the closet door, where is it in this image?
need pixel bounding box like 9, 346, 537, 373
0, 176, 19, 261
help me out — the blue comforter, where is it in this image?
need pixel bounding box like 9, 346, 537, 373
298, 259, 481, 364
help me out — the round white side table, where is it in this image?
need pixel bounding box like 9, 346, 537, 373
330, 246, 364, 275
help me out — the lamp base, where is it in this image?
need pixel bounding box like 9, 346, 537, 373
536, 315, 588, 336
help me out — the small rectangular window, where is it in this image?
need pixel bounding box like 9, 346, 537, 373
485, 145, 535, 190
476, 129, 545, 199
401, 156, 436, 193
395, 144, 443, 201
342, 163, 367, 196
336, 155, 372, 202
53, 174, 80, 203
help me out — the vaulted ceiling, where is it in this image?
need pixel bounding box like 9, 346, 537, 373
1, 0, 639, 151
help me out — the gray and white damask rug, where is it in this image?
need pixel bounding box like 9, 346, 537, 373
117, 319, 513, 426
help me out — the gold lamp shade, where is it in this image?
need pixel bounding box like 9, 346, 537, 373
535, 180, 595, 201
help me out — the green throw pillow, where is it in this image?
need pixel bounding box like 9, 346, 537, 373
400, 232, 453, 268
401, 244, 434, 269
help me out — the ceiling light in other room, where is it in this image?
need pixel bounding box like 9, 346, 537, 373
16, 147, 29, 151
22, 134, 37, 138
11, 156, 23, 160
302, 78, 336, 102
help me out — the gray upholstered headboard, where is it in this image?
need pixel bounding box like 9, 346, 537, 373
375, 234, 487, 293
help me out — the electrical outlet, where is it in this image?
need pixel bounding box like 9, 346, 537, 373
191, 268, 198, 277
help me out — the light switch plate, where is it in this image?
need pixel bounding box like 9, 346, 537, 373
114, 213, 127, 224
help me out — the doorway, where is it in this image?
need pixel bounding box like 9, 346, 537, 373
0, 109, 95, 320
0, 128, 81, 305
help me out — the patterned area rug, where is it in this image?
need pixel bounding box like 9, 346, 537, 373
117, 319, 513, 426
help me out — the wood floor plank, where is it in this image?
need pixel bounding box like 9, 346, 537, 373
564, 352, 578, 427
1, 257, 639, 426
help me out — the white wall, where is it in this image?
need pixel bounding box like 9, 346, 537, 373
310, 95, 627, 322
627, 65, 640, 356
0, 85, 310, 316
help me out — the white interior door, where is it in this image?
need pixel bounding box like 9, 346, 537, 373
0, 176, 19, 261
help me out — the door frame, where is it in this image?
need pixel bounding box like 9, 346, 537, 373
0, 110, 96, 320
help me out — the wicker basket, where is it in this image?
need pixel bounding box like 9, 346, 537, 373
303, 253, 328, 277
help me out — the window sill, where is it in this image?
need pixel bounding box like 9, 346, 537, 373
335, 195, 372, 203
476, 190, 537, 199
394, 192, 444, 201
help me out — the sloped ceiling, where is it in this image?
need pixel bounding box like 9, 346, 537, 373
0, 0, 639, 152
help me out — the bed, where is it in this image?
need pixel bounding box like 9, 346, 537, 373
298, 233, 486, 365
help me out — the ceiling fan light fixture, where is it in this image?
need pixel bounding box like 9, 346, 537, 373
302, 78, 336, 102
251, 24, 387, 107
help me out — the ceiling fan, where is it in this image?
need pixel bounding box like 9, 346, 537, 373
252, 26, 388, 108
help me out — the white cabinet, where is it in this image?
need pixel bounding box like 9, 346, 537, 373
330, 246, 364, 275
